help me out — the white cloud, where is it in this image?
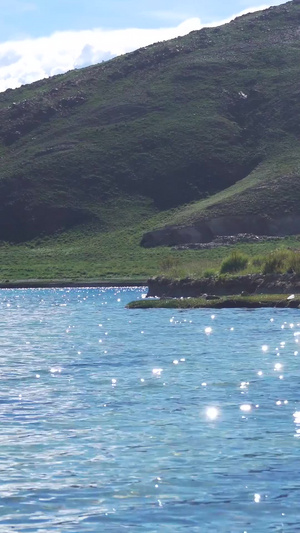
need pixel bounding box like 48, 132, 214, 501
0, 4, 278, 93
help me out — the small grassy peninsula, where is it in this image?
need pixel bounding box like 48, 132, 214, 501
127, 294, 300, 309
127, 247, 300, 308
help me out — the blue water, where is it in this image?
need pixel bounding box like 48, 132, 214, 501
0, 287, 300, 532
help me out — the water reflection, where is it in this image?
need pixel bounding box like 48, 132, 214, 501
240, 404, 252, 412
206, 407, 219, 420
152, 368, 163, 377
274, 363, 283, 371
293, 411, 300, 437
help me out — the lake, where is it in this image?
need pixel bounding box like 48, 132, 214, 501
0, 287, 300, 532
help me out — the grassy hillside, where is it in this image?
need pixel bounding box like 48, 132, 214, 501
0, 1, 300, 280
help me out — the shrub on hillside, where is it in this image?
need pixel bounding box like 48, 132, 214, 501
287, 251, 300, 274
219, 251, 249, 274
252, 255, 265, 267
203, 268, 217, 278
262, 249, 289, 274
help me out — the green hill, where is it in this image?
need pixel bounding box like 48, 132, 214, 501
0, 1, 300, 281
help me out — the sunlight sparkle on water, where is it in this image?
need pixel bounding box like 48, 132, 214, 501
277, 399, 288, 406
274, 363, 282, 371
293, 411, 300, 423
206, 407, 219, 420
240, 404, 252, 412
50, 367, 62, 374
152, 368, 163, 376
205, 327, 212, 335
262, 345, 269, 352
254, 494, 261, 503
240, 381, 249, 390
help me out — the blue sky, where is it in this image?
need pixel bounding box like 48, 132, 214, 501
1, 0, 283, 38
0, 0, 284, 91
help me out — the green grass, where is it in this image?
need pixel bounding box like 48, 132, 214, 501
0, 223, 298, 283
262, 249, 300, 275
156, 239, 300, 281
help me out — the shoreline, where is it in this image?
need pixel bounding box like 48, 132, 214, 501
147, 273, 300, 298
0, 280, 147, 289
132, 274, 300, 309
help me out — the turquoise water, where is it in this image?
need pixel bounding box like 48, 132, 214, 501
0, 287, 300, 532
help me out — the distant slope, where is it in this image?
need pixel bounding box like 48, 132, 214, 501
0, 0, 300, 244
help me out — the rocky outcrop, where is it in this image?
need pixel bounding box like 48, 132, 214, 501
141, 215, 300, 248
174, 233, 283, 250
147, 274, 300, 298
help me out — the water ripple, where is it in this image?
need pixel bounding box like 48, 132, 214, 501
0, 289, 299, 531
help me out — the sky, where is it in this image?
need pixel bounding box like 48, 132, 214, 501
0, 0, 285, 92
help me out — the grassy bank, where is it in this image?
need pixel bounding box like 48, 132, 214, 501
157, 240, 300, 280
127, 294, 300, 309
